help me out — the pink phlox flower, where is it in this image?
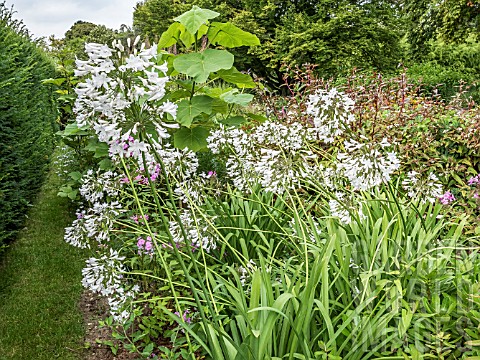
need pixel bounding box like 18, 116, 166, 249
137, 238, 146, 248
474, 192, 480, 199
145, 241, 153, 252
131, 215, 139, 223
207, 171, 217, 178
134, 175, 143, 182
439, 191, 455, 205
468, 175, 480, 186
120, 176, 130, 184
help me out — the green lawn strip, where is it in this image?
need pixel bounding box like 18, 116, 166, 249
0, 154, 86, 360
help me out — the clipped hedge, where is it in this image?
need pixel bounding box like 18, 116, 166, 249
0, 4, 57, 245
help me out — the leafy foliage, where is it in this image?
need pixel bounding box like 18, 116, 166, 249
134, 0, 404, 89
60, 5, 480, 360
0, 3, 57, 245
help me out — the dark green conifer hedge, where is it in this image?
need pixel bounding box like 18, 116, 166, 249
0, 3, 57, 245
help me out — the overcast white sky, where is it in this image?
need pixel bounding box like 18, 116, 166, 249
6, 0, 138, 39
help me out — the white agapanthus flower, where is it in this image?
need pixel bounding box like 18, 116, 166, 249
79, 170, 121, 203
337, 138, 400, 191
402, 171, 443, 203
73, 41, 177, 163
329, 192, 366, 225
82, 248, 138, 322
306, 88, 356, 143
207, 121, 318, 194
168, 210, 217, 253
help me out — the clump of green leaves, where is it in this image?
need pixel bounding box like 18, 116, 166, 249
157, 5, 261, 151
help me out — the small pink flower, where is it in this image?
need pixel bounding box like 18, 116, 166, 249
131, 215, 139, 223
439, 191, 455, 205
468, 175, 480, 186
137, 238, 146, 248
120, 176, 130, 184
207, 171, 216, 178
145, 241, 152, 251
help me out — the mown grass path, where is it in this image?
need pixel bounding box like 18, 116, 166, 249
0, 154, 86, 359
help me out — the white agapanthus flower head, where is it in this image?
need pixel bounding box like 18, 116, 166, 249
337, 138, 400, 191
207, 121, 318, 194
168, 210, 217, 253
329, 192, 366, 225
82, 248, 139, 323
305, 88, 356, 143
402, 171, 443, 203
73, 40, 178, 163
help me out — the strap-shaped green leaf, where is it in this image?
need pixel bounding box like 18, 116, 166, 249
174, 6, 219, 35
208, 22, 260, 48
173, 49, 234, 83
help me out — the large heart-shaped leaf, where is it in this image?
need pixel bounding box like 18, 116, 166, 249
211, 98, 229, 114
214, 67, 256, 88
207, 22, 260, 48
221, 89, 254, 106
174, 126, 210, 151
174, 6, 219, 35
219, 116, 246, 127
159, 23, 209, 48
158, 23, 183, 48
173, 49, 234, 83
177, 95, 213, 127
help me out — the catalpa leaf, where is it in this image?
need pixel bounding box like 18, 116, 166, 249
174, 6, 219, 35
173, 49, 234, 83
214, 67, 256, 88
219, 116, 246, 127
221, 89, 254, 106
159, 20, 208, 48
158, 23, 183, 48
174, 126, 210, 151
177, 95, 213, 127
207, 22, 260, 48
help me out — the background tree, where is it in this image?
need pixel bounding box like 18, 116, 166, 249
133, 0, 405, 89
405, 0, 480, 59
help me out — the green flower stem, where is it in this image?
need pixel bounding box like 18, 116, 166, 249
141, 135, 224, 357
120, 157, 195, 355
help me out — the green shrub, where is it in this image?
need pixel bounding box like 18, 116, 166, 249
0, 3, 57, 245
407, 38, 480, 101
